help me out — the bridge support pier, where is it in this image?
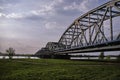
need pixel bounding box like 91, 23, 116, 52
52, 54, 71, 59
39, 54, 70, 59
39, 55, 52, 59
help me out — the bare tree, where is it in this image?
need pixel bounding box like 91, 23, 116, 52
6, 47, 15, 59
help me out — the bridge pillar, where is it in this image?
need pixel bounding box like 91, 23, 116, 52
52, 54, 71, 59
40, 55, 52, 59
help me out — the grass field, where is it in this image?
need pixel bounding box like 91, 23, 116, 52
0, 59, 120, 80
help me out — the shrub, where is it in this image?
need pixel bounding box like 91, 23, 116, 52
99, 52, 104, 60
6, 47, 15, 59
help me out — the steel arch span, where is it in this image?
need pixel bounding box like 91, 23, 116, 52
56, 0, 120, 53
36, 0, 120, 55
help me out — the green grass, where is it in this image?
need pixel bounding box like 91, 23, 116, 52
0, 59, 120, 80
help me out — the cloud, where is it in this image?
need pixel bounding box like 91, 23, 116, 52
0, 4, 54, 19
63, 0, 98, 13
30, 5, 54, 16
0, 12, 24, 19
0, 10, 50, 19
0, 6, 4, 10
0, 13, 5, 17
6, 13, 23, 19
45, 22, 58, 29
0, 0, 64, 20
63, 1, 88, 12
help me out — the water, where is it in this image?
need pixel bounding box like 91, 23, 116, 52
0, 56, 39, 59
71, 57, 117, 60
0, 56, 117, 59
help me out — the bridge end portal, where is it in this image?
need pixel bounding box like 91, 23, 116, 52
35, 42, 70, 59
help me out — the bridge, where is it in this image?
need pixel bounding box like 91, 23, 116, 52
35, 0, 120, 58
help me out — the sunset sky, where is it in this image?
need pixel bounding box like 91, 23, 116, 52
0, 0, 119, 54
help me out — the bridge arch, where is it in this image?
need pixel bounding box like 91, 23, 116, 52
58, 0, 120, 49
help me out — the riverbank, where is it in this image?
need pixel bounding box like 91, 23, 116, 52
0, 59, 120, 80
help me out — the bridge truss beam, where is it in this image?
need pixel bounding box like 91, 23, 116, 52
58, 0, 120, 50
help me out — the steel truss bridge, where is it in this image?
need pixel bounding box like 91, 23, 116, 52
36, 0, 120, 56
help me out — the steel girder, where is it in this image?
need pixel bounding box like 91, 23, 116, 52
46, 42, 66, 51
58, 0, 120, 49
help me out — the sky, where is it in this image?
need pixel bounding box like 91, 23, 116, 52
0, 0, 119, 54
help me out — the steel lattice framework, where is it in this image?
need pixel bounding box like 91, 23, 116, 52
58, 0, 120, 50
37, 0, 120, 55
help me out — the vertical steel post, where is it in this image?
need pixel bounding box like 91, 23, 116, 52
102, 23, 104, 42
89, 14, 91, 45
110, 6, 113, 40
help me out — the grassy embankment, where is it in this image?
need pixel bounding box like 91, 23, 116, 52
0, 59, 120, 80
